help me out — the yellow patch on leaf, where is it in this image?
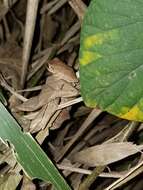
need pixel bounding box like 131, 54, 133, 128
84, 35, 104, 48
85, 99, 97, 108
84, 29, 119, 49
80, 51, 102, 65
119, 105, 143, 121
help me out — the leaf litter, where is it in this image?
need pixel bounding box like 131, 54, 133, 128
0, 0, 143, 190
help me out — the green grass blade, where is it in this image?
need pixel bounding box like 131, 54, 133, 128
0, 102, 71, 190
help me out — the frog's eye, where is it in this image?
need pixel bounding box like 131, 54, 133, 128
47, 64, 53, 72
47, 64, 50, 69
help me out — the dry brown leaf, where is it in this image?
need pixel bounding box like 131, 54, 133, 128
17, 79, 78, 112
0, 39, 22, 89
42, 15, 58, 48
51, 107, 70, 130
72, 142, 143, 166
42, 78, 78, 100
0, 39, 22, 112
17, 83, 54, 111
30, 99, 59, 133
0, 39, 22, 59
16, 96, 40, 112
30, 97, 75, 133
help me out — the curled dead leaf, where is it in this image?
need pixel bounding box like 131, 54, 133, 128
72, 142, 143, 166
17, 78, 79, 112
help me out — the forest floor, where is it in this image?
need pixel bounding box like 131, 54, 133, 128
0, 0, 143, 190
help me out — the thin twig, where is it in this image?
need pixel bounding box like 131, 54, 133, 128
57, 164, 124, 178
0, 74, 27, 102
48, 0, 68, 15
105, 160, 143, 190
17, 85, 42, 92
57, 97, 83, 109
21, 0, 39, 88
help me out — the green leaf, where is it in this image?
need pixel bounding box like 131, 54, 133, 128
0, 102, 71, 190
80, 0, 143, 121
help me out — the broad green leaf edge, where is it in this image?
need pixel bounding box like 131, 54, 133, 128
0, 102, 71, 190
